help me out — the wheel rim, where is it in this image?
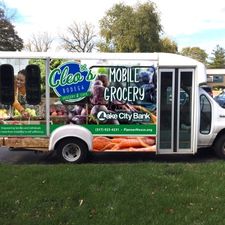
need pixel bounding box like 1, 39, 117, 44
62, 143, 81, 162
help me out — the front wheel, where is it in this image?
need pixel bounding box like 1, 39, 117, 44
214, 135, 225, 159
56, 138, 88, 163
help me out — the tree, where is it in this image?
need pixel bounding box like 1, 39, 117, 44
0, 1, 17, 21
159, 37, 178, 53
0, 7, 23, 51
98, 2, 162, 52
25, 32, 54, 52
60, 21, 96, 52
208, 45, 225, 68
180, 47, 208, 64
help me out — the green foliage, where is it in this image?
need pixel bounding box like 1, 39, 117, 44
98, 2, 162, 52
97, 67, 108, 74
50, 59, 62, 69
208, 45, 225, 68
0, 8, 23, 51
180, 47, 208, 64
159, 37, 178, 53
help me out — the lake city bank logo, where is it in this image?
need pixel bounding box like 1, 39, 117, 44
97, 111, 107, 122
48, 61, 96, 102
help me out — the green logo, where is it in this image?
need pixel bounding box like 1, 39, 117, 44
48, 61, 95, 102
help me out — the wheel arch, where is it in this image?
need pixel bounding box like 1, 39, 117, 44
212, 128, 225, 147
49, 125, 93, 152
54, 136, 89, 153
212, 128, 225, 159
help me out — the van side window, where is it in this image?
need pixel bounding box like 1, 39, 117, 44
200, 95, 211, 134
0, 64, 15, 105
25, 65, 41, 105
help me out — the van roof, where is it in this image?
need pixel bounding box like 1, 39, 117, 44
0, 51, 201, 66
0, 51, 207, 85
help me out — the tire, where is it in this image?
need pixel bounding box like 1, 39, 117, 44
214, 135, 225, 159
56, 138, 88, 163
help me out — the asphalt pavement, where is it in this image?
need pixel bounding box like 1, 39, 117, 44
0, 147, 218, 164
0, 147, 53, 164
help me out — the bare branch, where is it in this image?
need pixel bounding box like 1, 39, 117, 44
60, 21, 96, 52
24, 32, 54, 52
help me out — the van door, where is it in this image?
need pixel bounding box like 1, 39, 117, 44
158, 68, 195, 154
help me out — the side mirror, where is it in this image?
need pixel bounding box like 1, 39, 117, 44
25, 64, 41, 105
0, 64, 15, 105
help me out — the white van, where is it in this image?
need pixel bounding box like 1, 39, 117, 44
0, 52, 224, 163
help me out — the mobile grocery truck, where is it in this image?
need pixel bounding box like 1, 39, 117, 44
0, 52, 224, 163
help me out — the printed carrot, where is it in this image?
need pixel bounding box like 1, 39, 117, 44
111, 138, 129, 143
150, 113, 157, 124
93, 136, 156, 151
111, 137, 155, 150
128, 145, 156, 152
102, 143, 116, 151
93, 137, 112, 151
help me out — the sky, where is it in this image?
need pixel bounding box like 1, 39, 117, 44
3, 0, 225, 54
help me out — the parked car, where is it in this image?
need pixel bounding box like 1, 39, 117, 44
201, 85, 213, 97
214, 91, 225, 108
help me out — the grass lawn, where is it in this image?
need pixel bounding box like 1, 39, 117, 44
1, 160, 225, 225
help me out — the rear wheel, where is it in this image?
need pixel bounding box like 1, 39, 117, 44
214, 135, 225, 159
56, 138, 88, 163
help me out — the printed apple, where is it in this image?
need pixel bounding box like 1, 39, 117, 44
51, 111, 58, 116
